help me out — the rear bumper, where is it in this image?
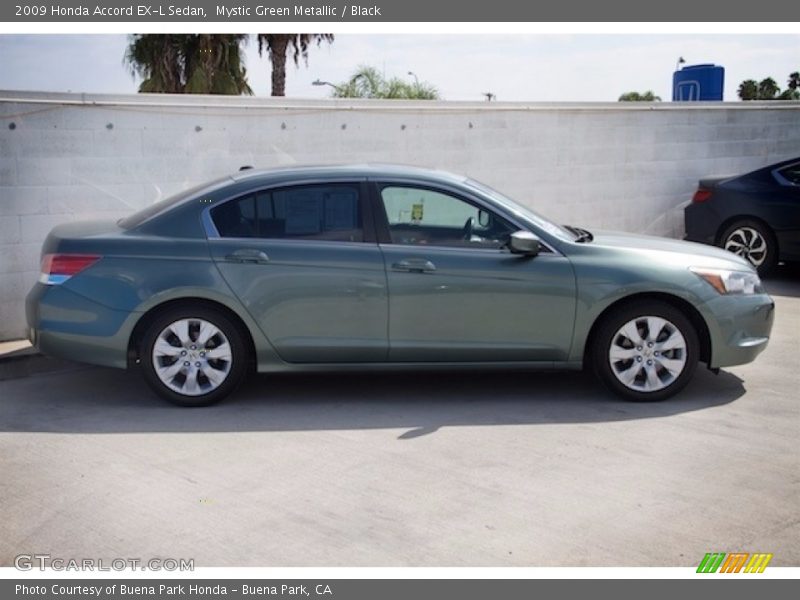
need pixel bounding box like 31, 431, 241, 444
25, 283, 134, 369
702, 293, 775, 368
684, 202, 719, 245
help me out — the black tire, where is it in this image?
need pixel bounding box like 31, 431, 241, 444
591, 300, 699, 402
719, 219, 778, 276
140, 304, 248, 407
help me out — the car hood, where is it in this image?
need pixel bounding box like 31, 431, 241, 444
588, 230, 753, 270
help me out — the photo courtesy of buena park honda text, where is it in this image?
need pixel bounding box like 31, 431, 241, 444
0, 0, 798, 598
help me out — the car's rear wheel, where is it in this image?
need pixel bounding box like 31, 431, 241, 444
719, 219, 777, 276
140, 305, 248, 407
592, 300, 699, 402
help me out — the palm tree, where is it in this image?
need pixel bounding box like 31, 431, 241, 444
737, 79, 758, 101
125, 35, 185, 93
618, 91, 661, 102
781, 71, 800, 99
125, 34, 252, 95
256, 34, 334, 96
757, 77, 780, 100
333, 66, 383, 98
330, 66, 439, 99
778, 71, 800, 100
183, 35, 252, 95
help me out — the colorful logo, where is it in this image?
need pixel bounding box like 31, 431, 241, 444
697, 552, 773, 573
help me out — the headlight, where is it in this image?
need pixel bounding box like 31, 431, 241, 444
690, 267, 763, 295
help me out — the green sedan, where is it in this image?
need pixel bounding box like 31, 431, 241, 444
26, 165, 774, 406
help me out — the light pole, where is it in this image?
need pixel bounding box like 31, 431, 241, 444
312, 79, 343, 94
675, 56, 686, 72
484, 92, 495, 102
408, 71, 419, 86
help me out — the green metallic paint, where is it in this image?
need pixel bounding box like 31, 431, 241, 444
30, 219, 282, 370
27, 284, 132, 368
379, 245, 576, 361
561, 233, 774, 367
25, 165, 775, 380
209, 238, 389, 363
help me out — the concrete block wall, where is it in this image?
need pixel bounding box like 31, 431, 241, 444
1, 90, 799, 341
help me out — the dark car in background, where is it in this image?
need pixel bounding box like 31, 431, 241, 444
684, 157, 800, 275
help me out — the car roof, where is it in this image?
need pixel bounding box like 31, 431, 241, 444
229, 163, 469, 185
124, 164, 473, 234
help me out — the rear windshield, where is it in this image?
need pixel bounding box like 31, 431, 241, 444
118, 178, 229, 229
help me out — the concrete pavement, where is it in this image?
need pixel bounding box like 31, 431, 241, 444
1, 269, 798, 567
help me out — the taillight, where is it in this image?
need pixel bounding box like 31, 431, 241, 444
692, 188, 713, 203
39, 254, 101, 285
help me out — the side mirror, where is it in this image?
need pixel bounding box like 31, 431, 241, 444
509, 231, 541, 256
477, 209, 491, 228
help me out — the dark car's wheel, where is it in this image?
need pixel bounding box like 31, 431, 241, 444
719, 219, 778, 276
140, 305, 248, 407
591, 300, 699, 402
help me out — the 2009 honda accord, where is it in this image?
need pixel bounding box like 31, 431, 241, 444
26, 165, 774, 406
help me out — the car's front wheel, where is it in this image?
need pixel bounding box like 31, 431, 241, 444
140, 305, 248, 406
592, 300, 699, 401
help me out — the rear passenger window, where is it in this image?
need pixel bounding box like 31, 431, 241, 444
211, 184, 363, 242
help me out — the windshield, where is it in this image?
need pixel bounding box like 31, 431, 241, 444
118, 177, 229, 229
464, 179, 575, 242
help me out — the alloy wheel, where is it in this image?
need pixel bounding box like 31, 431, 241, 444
724, 227, 768, 268
608, 315, 688, 393
151, 318, 233, 396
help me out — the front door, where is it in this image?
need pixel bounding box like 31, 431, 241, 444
375, 183, 576, 362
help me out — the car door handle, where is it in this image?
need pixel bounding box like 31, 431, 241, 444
225, 249, 270, 264
392, 259, 437, 273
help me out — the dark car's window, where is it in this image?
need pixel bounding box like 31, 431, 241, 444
380, 185, 514, 249
212, 184, 363, 242
777, 164, 800, 185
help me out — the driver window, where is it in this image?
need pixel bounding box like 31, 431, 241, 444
380, 186, 514, 248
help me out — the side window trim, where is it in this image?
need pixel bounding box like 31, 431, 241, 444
367, 180, 392, 245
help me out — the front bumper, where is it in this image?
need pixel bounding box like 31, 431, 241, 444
26, 283, 135, 369
702, 292, 775, 368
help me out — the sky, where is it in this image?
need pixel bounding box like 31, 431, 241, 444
0, 34, 798, 102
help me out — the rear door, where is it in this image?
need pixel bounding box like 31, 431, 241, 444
207, 180, 388, 363
373, 181, 577, 362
